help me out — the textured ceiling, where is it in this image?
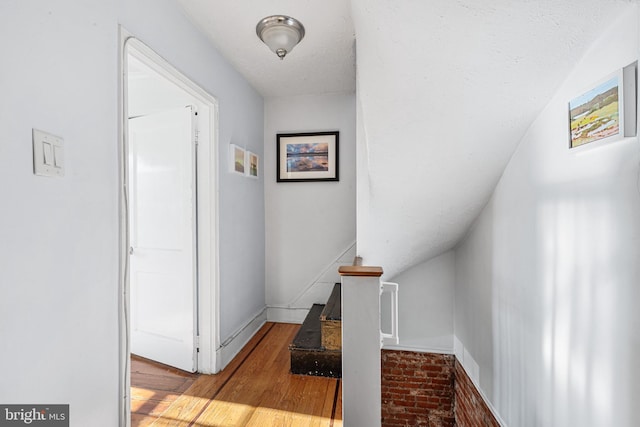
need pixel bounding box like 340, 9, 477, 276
178, 0, 636, 278
176, 0, 356, 98
350, 0, 635, 277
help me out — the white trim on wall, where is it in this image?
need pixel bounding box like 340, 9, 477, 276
266, 306, 311, 324
382, 343, 455, 355
289, 241, 357, 306
266, 241, 356, 324
216, 307, 267, 370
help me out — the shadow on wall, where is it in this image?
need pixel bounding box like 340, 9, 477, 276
490, 176, 637, 427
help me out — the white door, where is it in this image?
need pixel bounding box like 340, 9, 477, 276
128, 106, 198, 372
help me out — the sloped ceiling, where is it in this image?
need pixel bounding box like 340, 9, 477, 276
350, 0, 634, 277
177, 0, 635, 278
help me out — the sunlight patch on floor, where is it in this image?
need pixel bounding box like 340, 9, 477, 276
190, 400, 336, 427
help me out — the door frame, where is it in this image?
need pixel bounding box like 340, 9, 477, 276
118, 28, 220, 427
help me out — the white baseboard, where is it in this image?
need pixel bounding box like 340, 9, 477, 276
382, 344, 454, 354
216, 307, 267, 371
266, 306, 310, 324
383, 334, 455, 354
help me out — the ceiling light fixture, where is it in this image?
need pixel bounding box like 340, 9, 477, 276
256, 15, 305, 60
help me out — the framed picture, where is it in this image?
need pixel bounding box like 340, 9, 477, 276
229, 144, 245, 175
246, 151, 259, 178
276, 131, 339, 182
569, 62, 636, 149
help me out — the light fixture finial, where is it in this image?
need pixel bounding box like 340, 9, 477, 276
256, 15, 305, 60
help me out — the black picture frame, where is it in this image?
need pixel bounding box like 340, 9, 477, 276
276, 131, 339, 182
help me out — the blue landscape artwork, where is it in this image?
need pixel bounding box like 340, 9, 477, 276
286, 143, 329, 172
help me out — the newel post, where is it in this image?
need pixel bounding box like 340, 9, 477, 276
339, 265, 384, 427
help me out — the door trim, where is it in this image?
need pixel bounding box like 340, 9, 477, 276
118, 27, 220, 427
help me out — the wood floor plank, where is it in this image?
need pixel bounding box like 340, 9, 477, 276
333, 381, 343, 427
149, 322, 275, 426
132, 374, 194, 393
136, 322, 342, 427
320, 380, 338, 421
131, 388, 188, 407
131, 357, 199, 427
132, 413, 159, 427
194, 324, 298, 426
132, 397, 175, 417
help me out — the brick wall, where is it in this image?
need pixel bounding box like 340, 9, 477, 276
381, 350, 455, 427
454, 359, 500, 427
381, 351, 501, 427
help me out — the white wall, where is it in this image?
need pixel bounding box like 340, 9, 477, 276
0, 1, 263, 425
385, 251, 455, 353
264, 93, 356, 321
454, 7, 640, 427
0, 1, 119, 425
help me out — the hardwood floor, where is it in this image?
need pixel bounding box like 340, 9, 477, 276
131, 356, 199, 426
131, 322, 342, 427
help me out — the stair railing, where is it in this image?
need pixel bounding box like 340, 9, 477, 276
380, 281, 399, 347
339, 261, 399, 427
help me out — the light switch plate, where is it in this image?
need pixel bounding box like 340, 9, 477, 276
33, 129, 64, 177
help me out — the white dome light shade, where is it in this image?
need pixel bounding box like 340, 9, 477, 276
256, 15, 305, 60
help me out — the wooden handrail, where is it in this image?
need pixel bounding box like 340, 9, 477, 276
338, 265, 383, 277
339, 256, 383, 277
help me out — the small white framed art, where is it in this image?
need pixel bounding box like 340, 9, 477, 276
229, 144, 245, 175
246, 151, 259, 178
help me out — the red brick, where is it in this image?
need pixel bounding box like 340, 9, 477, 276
454, 360, 500, 427
381, 351, 499, 427
382, 351, 455, 427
